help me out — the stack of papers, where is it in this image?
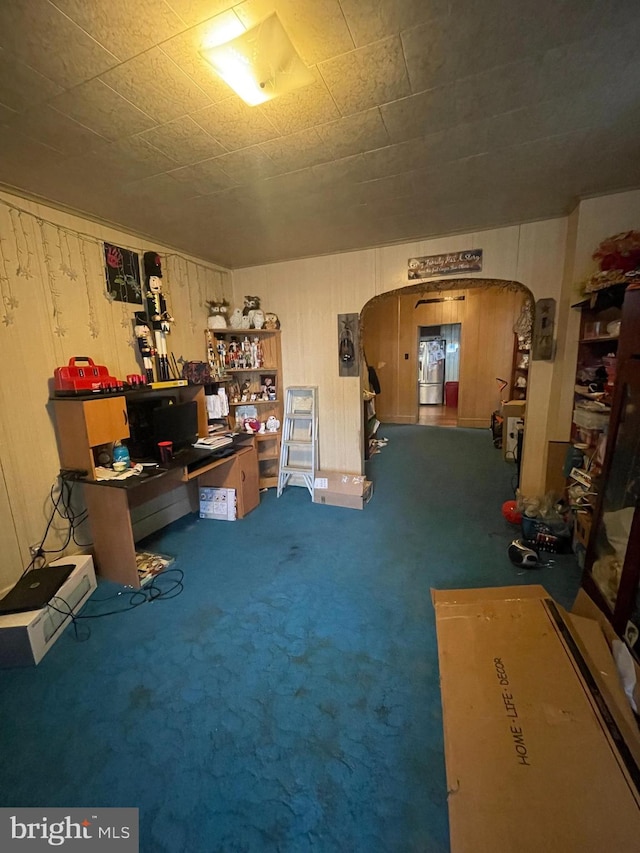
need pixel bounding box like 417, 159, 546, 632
193, 435, 233, 451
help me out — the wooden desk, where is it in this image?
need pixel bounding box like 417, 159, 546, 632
82, 441, 259, 587
53, 388, 259, 587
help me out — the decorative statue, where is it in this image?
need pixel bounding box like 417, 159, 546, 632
206, 298, 229, 329
143, 251, 174, 381
264, 312, 280, 330
229, 308, 243, 329
133, 316, 156, 383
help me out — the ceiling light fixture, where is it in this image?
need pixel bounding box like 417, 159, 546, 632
200, 12, 314, 107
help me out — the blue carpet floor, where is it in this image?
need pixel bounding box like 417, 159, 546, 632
0, 424, 581, 851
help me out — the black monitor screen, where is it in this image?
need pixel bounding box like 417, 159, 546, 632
151, 400, 198, 456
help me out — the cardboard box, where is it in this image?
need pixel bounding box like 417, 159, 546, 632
313, 471, 373, 510
199, 487, 236, 521
433, 585, 640, 852
0, 555, 97, 667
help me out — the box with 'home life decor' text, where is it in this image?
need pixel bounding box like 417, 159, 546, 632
433, 585, 640, 852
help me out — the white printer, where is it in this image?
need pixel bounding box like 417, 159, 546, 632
0, 554, 96, 667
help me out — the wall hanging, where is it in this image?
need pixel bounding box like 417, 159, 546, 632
103, 243, 142, 304
532, 297, 556, 361
408, 249, 483, 280
338, 313, 359, 377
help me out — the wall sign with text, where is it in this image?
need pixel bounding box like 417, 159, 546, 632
408, 249, 483, 280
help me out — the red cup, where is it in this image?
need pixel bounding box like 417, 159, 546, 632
158, 441, 173, 463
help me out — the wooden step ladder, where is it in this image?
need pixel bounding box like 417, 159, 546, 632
277, 386, 318, 498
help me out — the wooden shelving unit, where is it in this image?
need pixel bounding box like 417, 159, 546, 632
510, 334, 529, 402
574, 284, 640, 658
207, 327, 283, 489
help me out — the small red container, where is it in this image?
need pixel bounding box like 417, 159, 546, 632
54, 356, 119, 395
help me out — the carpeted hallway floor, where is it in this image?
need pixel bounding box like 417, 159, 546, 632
0, 424, 581, 851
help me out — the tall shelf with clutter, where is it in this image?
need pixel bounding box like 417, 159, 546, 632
570, 229, 640, 657
205, 301, 283, 489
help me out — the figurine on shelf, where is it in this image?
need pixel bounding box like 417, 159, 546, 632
133, 315, 156, 383
206, 298, 229, 329
265, 312, 280, 330
143, 251, 174, 381
250, 337, 263, 369
243, 295, 260, 326
229, 307, 243, 329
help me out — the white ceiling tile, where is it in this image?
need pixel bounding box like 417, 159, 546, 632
259, 167, 317, 200
122, 172, 201, 204
100, 47, 212, 123
449, 0, 558, 72
192, 98, 278, 150
314, 108, 389, 159
80, 136, 178, 183
49, 0, 185, 61
356, 171, 417, 204
0, 0, 119, 88
0, 0, 639, 268
0, 47, 63, 112
401, 15, 459, 93
442, 119, 490, 162
4, 105, 108, 156
455, 59, 542, 126
0, 125, 69, 185
258, 73, 340, 135
537, 24, 639, 102
169, 157, 239, 194
139, 116, 224, 165
0, 103, 16, 122
485, 98, 595, 152
161, 0, 235, 27
312, 154, 370, 187
234, 0, 354, 65
318, 36, 411, 116
260, 128, 330, 172
215, 147, 280, 182
380, 85, 457, 143
340, 0, 449, 47
50, 79, 157, 140
363, 134, 447, 179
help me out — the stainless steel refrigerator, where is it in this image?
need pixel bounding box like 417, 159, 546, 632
419, 338, 445, 405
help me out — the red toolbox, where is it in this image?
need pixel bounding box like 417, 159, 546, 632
54, 357, 122, 396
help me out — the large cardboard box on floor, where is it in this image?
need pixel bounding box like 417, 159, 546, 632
313, 470, 373, 509
432, 585, 640, 852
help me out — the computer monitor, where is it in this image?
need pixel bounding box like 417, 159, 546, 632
152, 400, 198, 456
126, 398, 198, 460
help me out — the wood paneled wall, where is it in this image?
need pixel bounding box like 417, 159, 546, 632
362, 286, 526, 426
234, 220, 571, 498
0, 190, 232, 590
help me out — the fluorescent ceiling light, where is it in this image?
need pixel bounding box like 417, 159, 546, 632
200, 12, 315, 106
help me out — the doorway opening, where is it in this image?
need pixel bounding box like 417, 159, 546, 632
418, 323, 461, 428
360, 277, 534, 465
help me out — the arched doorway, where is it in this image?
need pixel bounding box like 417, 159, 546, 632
361, 277, 534, 453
